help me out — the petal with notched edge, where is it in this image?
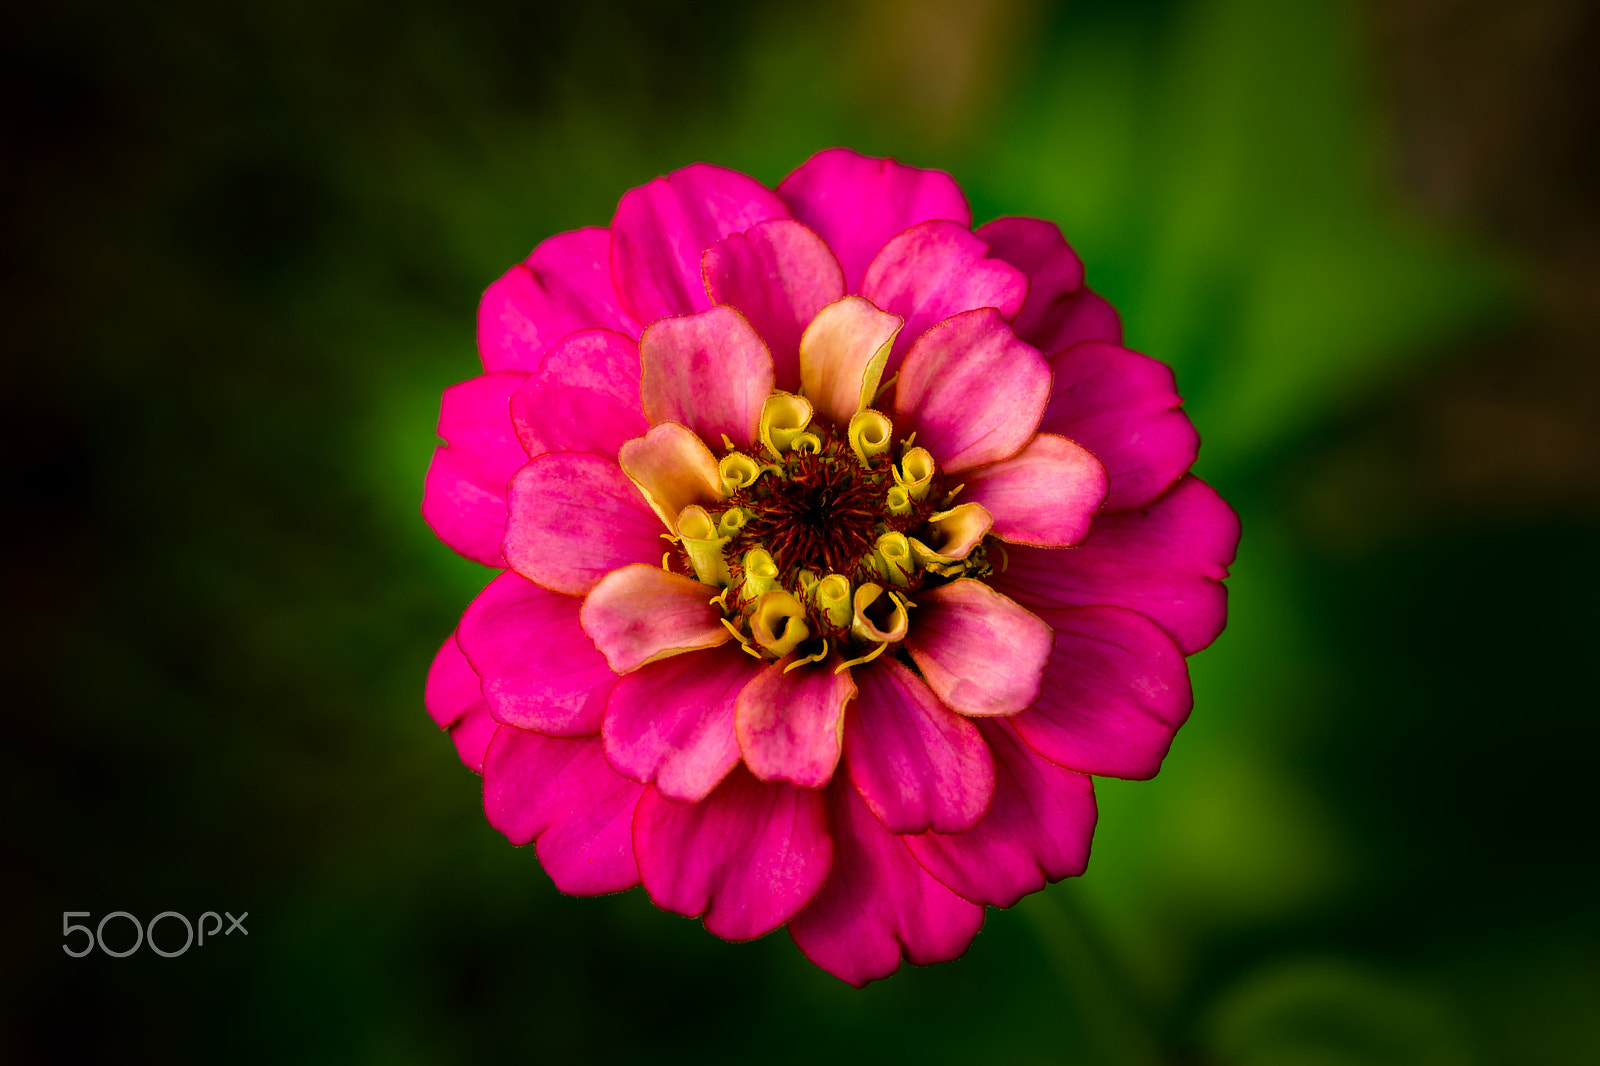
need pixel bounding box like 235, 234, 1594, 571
421, 372, 528, 568
798, 296, 903, 428
736, 655, 855, 789
511, 328, 647, 461
425, 630, 496, 773
960, 434, 1107, 547
640, 307, 774, 450
503, 453, 663, 595
617, 421, 724, 534
904, 580, 1054, 717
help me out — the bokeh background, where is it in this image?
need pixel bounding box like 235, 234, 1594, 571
6, 0, 1599, 1062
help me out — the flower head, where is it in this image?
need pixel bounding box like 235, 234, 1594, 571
422, 149, 1239, 985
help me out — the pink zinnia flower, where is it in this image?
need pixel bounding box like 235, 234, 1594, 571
422, 148, 1239, 986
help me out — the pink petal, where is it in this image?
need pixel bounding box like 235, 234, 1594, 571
503, 453, 664, 595
424, 630, 496, 773
1043, 286, 1122, 351
904, 579, 1054, 717
736, 656, 855, 789
639, 306, 775, 450
798, 296, 904, 429
892, 308, 1051, 473
860, 220, 1029, 375
634, 766, 833, 941
1009, 606, 1192, 779
579, 564, 731, 674
788, 774, 985, 987
510, 328, 648, 461
603, 643, 758, 803
973, 217, 1098, 353
1038, 341, 1200, 512
478, 227, 639, 373
905, 718, 1096, 908
703, 218, 845, 393
456, 572, 617, 738
961, 433, 1108, 547
988, 475, 1240, 655
482, 726, 643, 895
421, 372, 528, 567
610, 163, 789, 326
845, 658, 994, 835
777, 147, 972, 294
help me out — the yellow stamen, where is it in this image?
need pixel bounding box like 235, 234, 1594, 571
848, 410, 894, 468
835, 640, 889, 673
894, 446, 935, 501
783, 639, 830, 673
909, 502, 992, 564
719, 452, 763, 496
886, 485, 912, 516
715, 507, 748, 539
720, 617, 751, 645
814, 574, 853, 628
677, 505, 731, 586
790, 431, 822, 454
759, 392, 814, 458
750, 590, 811, 658
740, 548, 779, 601
851, 582, 909, 644
872, 532, 914, 587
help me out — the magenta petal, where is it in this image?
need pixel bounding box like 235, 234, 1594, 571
503, 453, 664, 595
860, 220, 1029, 374
611, 163, 790, 325
456, 572, 617, 737
906, 718, 1096, 909
736, 656, 855, 789
639, 306, 775, 450
1010, 606, 1192, 779
777, 147, 972, 294
603, 643, 757, 803
421, 372, 528, 567
972, 216, 1114, 355
579, 565, 731, 674
482, 727, 643, 895
892, 308, 1051, 472
425, 630, 496, 773
1038, 341, 1200, 512
511, 329, 648, 461
789, 774, 985, 987
478, 227, 639, 373
904, 580, 1054, 717
703, 218, 845, 393
988, 475, 1241, 655
634, 766, 833, 941
846, 659, 994, 835
962, 434, 1108, 547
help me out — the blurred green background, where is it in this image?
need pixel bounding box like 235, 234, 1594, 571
6, 0, 1598, 1062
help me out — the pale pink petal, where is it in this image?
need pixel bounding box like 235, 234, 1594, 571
478, 227, 639, 373
703, 218, 845, 393
736, 655, 855, 789
510, 328, 648, 460
789, 773, 985, 987
579, 564, 731, 673
798, 296, 904, 428
421, 372, 528, 567
424, 630, 496, 773
639, 307, 774, 450
988, 475, 1240, 655
906, 718, 1096, 908
961, 434, 1108, 547
1038, 341, 1199, 512
861, 220, 1029, 374
604, 643, 758, 803
616, 422, 724, 533
611, 163, 789, 325
892, 308, 1051, 472
503, 453, 664, 595
482, 726, 643, 895
1010, 606, 1192, 779
456, 572, 617, 737
777, 147, 972, 293
845, 658, 994, 835
904, 579, 1054, 717
634, 766, 832, 941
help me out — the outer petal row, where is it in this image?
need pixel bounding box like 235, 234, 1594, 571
421, 372, 529, 568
